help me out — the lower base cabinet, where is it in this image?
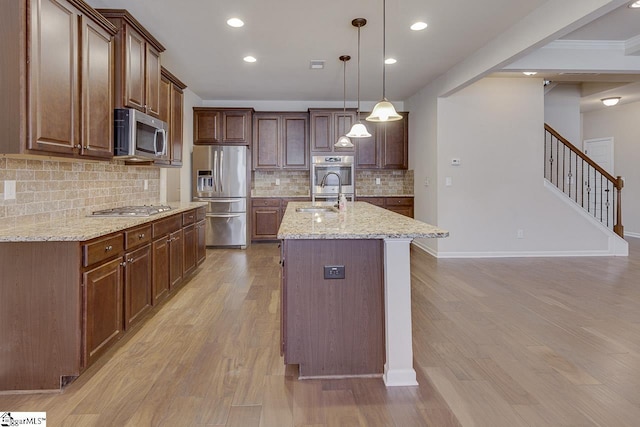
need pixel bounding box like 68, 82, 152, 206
251, 197, 310, 241
0, 207, 206, 392
357, 196, 414, 218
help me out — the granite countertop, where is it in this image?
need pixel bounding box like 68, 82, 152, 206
356, 194, 414, 198
277, 201, 448, 240
0, 202, 207, 243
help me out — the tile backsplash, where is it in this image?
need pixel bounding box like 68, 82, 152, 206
251, 169, 413, 197
0, 157, 160, 231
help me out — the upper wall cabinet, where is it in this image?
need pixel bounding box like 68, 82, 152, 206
158, 67, 187, 167
253, 112, 309, 170
309, 109, 357, 155
97, 9, 165, 119
193, 108, 254, 145
0, 0, 117, 160
355, 112, 409, 170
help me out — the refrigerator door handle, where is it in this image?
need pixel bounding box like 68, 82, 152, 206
219, 150, 224, 193
196, 198, 243, 203
213, 149, 218, 193
206, 213, 242, 218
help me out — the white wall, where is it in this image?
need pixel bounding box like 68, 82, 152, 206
434, 77, 613, 256
583, 100, 640, 236
544, 84, 582, 144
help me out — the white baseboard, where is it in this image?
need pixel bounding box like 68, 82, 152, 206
625, 232, 640, 239
411, 240, 438, 257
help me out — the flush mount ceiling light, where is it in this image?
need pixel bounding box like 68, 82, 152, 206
367, 0, 402, 122
347, 18, 372, 138
523, 71, 537, 76
310, 60, 326, 70
410, 21, 428, 31
243, 56, 257, 63
601, 97, 621, 106
629, 1, 640, 8
385, 58, 397, 64
226, 18, 244, 28
335, 55, 354, 148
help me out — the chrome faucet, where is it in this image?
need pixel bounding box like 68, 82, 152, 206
320, 171, 343, 203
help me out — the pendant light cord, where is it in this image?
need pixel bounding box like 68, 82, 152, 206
382, 0, 386, 99
357, 24, 361, 121
343, 59, 347, 114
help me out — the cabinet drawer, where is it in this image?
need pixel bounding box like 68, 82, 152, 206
153, 214, 182, 238
182, 210, 196, 226
252, 198, 281, 208
360, 197, 385, 207
195, 207, 206, 221
385, 197, 413, 206
83, 234, 125, 268
125, 225, 152, 249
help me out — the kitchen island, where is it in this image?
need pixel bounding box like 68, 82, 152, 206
278, 201, 448, 386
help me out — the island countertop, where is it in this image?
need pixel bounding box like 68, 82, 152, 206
277, 201, 448, 240
0, 202, 207, 242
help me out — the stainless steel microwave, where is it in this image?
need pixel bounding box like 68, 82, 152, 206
114, 108, 168, 161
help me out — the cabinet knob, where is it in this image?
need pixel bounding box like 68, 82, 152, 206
105, 245, 113, 252
128, 258, 134, 263
139, 233, 145, 239
120, 261, 127, 267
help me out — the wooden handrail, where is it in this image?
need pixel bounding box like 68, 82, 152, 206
544, 124, 621, 189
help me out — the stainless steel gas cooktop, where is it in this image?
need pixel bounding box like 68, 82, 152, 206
90, 205, 173, 217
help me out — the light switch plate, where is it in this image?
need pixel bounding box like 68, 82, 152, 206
4, 180, 16, 200
445, 177, 452, 186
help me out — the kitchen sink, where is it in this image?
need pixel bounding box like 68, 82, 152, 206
295, 206, 338, 213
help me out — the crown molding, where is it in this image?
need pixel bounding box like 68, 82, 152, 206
544, 40, 624, 50
625, 34, 640, 56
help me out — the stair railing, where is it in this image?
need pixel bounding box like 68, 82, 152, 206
544, 124, 624, 237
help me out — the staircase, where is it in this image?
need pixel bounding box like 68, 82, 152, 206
544, 124, 624, 237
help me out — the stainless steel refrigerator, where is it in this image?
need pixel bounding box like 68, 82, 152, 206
192, 145, 248, 248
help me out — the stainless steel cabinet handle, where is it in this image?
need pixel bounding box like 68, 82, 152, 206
128, 258, 134, 263
105, 245, 113, 252
120, 261, 127, 267
139, 233, 145, 239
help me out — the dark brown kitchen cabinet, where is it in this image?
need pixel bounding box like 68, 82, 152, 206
152, 236, 170, 303
158, 67, 187, 167
357, 196, 414, 218
355, 112, 408, 170
152, 214, 182, 303
196, 220, 207, 265
309, 109, 357, 155
193, 108, 254, 145
183, 224, 197, 276
98, 9, 166, 118
83, 257, 124, 368
253, 113, 309, 170
0, 0, 116, 160
251, 198, 281, 241
123, 244, 152, 330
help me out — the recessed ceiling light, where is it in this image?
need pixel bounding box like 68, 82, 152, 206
629, 1, 640, 8
309, 60, 325, 69
410, 22, 428, 31
523, 71, 537, 76
385, 58, 397, 64
601, 97, 621, 106
227, 18, 244, 28
243, 56, 257, 63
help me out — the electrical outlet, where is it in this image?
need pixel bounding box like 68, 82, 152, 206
324, 265, 345, 279
424, 178, 430, 187
4, 180, 16, 200
445, 177, 452, 186
275, 178, 280, 186
517, 229, 524, 239
144, 179, 148, 190
376, 177, 381, 185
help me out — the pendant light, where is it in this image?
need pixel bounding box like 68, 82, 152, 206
335, 55, 354, 148
347, 18, 372, 138
366, 0, 402, 122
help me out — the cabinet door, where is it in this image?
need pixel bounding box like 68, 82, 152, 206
159, 75, 170, 124
170, 85, 184, 165
169, 229, 183, 289
152, 237, 170, 304
251, 207, 281, 240
282, 114, 309, 169
145, 44, 162, 118
124, 244, 152, 330
196, 220, 206, 265
380, 112, 408, 170
81, 15, 113, 159
222, 110, 251, 144
385, 197, 414, 218
334, 112, 356, 153
83, 257, 123, 367
28, 0, 80, 155
310, 111, 332, 152
354, 121, 378, 168
123, 24, 146, 112
193, 109, 221, 144
183, 224, 197, 276
253, 114, 280, 169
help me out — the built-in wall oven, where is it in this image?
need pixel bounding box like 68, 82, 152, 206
311, 155, 355, 202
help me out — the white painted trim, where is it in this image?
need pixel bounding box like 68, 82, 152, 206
545, 40, 625, 50
411, 239, 438, 257
383, 238, 418, 387
625, 232, 640, 239
625, 34, 640, 56
436, 248, 626, 258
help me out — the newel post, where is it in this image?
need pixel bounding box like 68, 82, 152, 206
614, 176, 624, 238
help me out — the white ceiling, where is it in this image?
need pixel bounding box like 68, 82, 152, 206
85, 0, 550, 103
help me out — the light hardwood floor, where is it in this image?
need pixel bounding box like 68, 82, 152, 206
2, 238, 640, 426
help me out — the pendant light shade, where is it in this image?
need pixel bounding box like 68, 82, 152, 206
347, 18, 372, 138
335, 55, 354, 148
366, 0, 402, 122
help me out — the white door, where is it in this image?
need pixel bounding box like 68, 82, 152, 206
583, 137, 614, 226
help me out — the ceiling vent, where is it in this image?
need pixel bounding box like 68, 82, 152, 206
309, 60, 325, 70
